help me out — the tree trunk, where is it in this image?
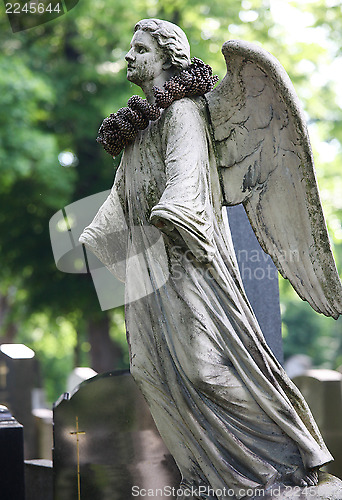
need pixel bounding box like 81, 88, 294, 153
87, 315, 122, 373
0, 294, 18, 343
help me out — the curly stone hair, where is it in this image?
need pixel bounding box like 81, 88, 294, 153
134, 18, 191, 71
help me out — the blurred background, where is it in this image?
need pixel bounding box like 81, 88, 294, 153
0, 0, 341, 407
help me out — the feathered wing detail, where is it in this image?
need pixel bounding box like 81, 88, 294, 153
206, 39, 342, 318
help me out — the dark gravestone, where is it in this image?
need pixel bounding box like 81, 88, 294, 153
53, 371, 180, 500
25, 459, 53, 500
0, 405, 25, 500
0, 343, 41, 458
227, 205, 283, 363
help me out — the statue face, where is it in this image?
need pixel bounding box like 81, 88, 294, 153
125, 30, 167, 87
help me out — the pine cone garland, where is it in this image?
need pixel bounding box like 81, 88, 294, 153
131, 110, 149, 130
127, 95, 141, 108
128, 95, 160, 120
113, 115, 135, 140
97, 58, 218, 157
192, 57, 205, 67
153, 88, 174, 109
97, 131, 125, 157
164, 79, 186, 99
145, 104, 161, 121
116, 107, 135, 122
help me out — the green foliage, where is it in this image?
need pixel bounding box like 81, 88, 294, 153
280, 278, 342, 368
0, 0, 342, 401
16, 313, 78, 402
109, 308, 130, 368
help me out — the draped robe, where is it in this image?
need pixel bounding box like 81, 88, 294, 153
80, 97, 332, 499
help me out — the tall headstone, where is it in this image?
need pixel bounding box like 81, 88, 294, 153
32, 408, 53, 460
227, 205, 283, 362
53, 370, 180, 500
66, 366, 98, 394
0, 343, 41, 458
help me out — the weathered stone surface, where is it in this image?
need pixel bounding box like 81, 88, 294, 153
262, 473, 342, 499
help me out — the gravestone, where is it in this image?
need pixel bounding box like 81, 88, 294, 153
0, 405, 25, 500
67, 366, 98, 394
25, 459, 53, 500
284, 354, 313, 379
293, 369, 342, 478
32, 407, 53, 460
227, 205, 283, 362
53, 370, 180, 500
0, 343, 41, 458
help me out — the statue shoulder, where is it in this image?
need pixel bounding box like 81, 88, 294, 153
162, 96, 208, 129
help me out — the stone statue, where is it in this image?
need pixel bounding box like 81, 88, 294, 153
79, 19, 342, 499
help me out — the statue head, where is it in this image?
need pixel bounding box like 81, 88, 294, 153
125, 19, 191, 94
134, 19, 191, 70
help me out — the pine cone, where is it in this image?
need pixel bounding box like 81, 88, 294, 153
110, 142, 126, 157
127, 95, 141, 109
197, 75, 210, 94
131, 110, 149, 130
183, 72, 198, 95
205, 63, 213, 76
114, 116, 135, 140
191, 57, 206, 68
116, 106, 135, 121
145, 104, 161, 121
101, 115, 116, 132
97, 134, 124, 156
153, 88, 173, 108
127, 95, 160, 121
164, 79, 186, 100
179, 71, 193, 87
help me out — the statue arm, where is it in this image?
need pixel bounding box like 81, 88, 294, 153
79, 162, 127, 282
150, 99, 216, 263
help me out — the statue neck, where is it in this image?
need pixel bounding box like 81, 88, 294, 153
141, 69, 177, 104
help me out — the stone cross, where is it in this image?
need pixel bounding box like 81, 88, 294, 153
69, 416, 86, 500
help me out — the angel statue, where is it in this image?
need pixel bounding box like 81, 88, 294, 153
79, 18, 342, 499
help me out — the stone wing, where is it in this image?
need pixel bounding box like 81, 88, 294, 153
206, 40, 342, 318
